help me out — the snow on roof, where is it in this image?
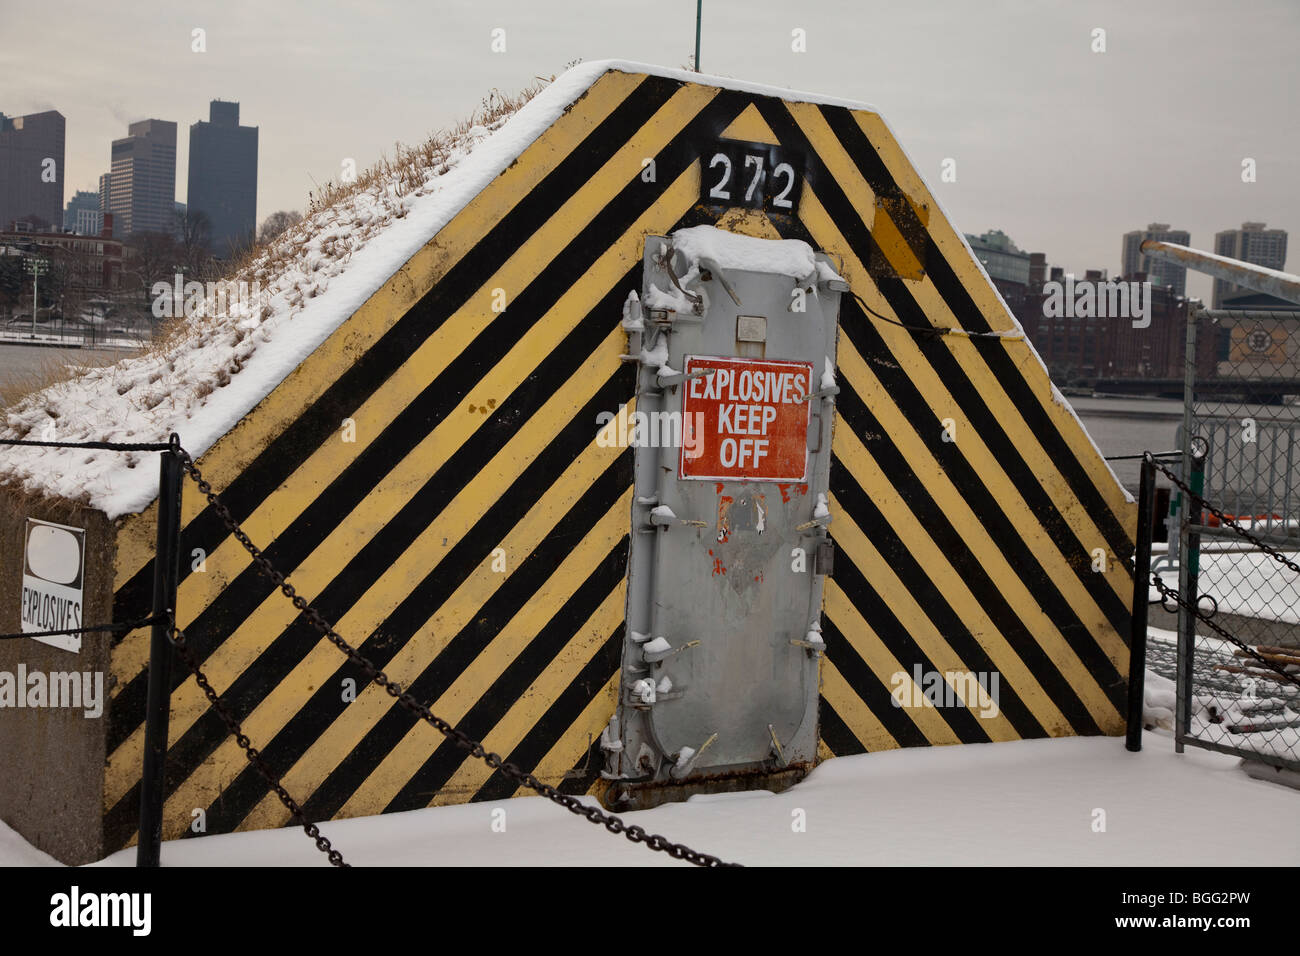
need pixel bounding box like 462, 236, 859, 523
670, 224, 826, 279
0, 62, 870, 519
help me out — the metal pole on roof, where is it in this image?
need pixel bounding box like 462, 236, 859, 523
695, 0, 702, 71
1140, 238, 1300, 305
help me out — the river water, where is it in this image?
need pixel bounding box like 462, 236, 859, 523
1065, 395, 1186, 491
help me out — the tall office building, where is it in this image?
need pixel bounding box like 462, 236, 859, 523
1121, 223, 1190, 296
98, 172, 112, 221
0, 110, 66, 231
187, 100, 258, 255
106, 119, 177, 237
1212, 222, 1289, 308
64, 189, 102, 234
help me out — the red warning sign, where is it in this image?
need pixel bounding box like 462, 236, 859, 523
680, 355, 813, 482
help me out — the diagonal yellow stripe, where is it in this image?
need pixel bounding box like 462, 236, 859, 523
509, 670, 621, 800
787, 100, 1132, 610
824, 493, 1021, 742
823, 582, 961, 746
110, 70, 647, 595
108, 326, 625, 815
232, 416, 635, 833
818, 657, 900, 753
334, 493, 631, 819
109, 78, 718, 696
424, 584, 627, 809
835, 335, 1123, 724
832, 416, 1118, 732
851, 109, 1133, 533
147, 378, 632, 843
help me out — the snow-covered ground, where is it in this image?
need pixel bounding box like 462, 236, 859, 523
1152, 551, 1300, 624
2, 734, 1294, 867
1144, 624, 1300, 763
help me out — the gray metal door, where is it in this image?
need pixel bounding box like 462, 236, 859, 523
601, 228, 843, 806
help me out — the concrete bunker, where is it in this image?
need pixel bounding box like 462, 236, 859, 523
0, 61, 1134, 863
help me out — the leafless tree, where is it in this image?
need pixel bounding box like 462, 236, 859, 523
173, 208, 215, 278
124, 231, 182, 315
257, 210, 303, 244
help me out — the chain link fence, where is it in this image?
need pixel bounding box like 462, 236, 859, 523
1158, 311, 1300, 770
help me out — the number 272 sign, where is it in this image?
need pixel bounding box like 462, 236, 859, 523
700, 139, 803, 213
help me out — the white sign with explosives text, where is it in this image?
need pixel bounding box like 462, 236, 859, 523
21, 518, 87, 653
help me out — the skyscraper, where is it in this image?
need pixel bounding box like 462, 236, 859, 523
1121, 223, 1190, 296
107, 119, 177, 237
0, 110, 65, 231
1212, 222, 1289, 308
98, 172, 112, 224
187, 100, 258, 256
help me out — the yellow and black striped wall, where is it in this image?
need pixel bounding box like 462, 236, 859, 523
103, 65, 1135, 851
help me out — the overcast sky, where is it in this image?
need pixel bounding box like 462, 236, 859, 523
3, 0, 1296, 302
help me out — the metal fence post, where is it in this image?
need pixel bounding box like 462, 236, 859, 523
1174, 305, 1198, 754
137, 434, 184, 867
1176, 444, 1206, 751
1126, 455, 1156, 751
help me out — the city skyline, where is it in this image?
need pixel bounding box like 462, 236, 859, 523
2, 0, 1296, 301
6, 95, 1291, 308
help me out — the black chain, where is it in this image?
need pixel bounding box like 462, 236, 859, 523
0, 437, 173, 452
0, 612, 168, 641
175, 448, 738, 868
1149, 569, 1299, 689
1154, 458, 1300, 577
167, 623, 348, 867
1148, 455, 1300, 688
1148, 550, 1300, 698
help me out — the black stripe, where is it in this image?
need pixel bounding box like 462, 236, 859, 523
827, 543, 997, 744
108, 259, 628, 756
107, 90, 756, 849
384, 539, 630, 813
818, 103, 1133, 556
828, 511, 1039, 741
820, 615, 933, 747
754, 99, 1130, 647
108, 73, 684, 640
107, 84, 750, 757
835, 302, 1127, 713
474, 626, 624, 803
290, 473, 632, 824
816, 695, 862, 757
108, 250, 633, 755
833, 375, 1108, 734
104, 374, 633, 851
